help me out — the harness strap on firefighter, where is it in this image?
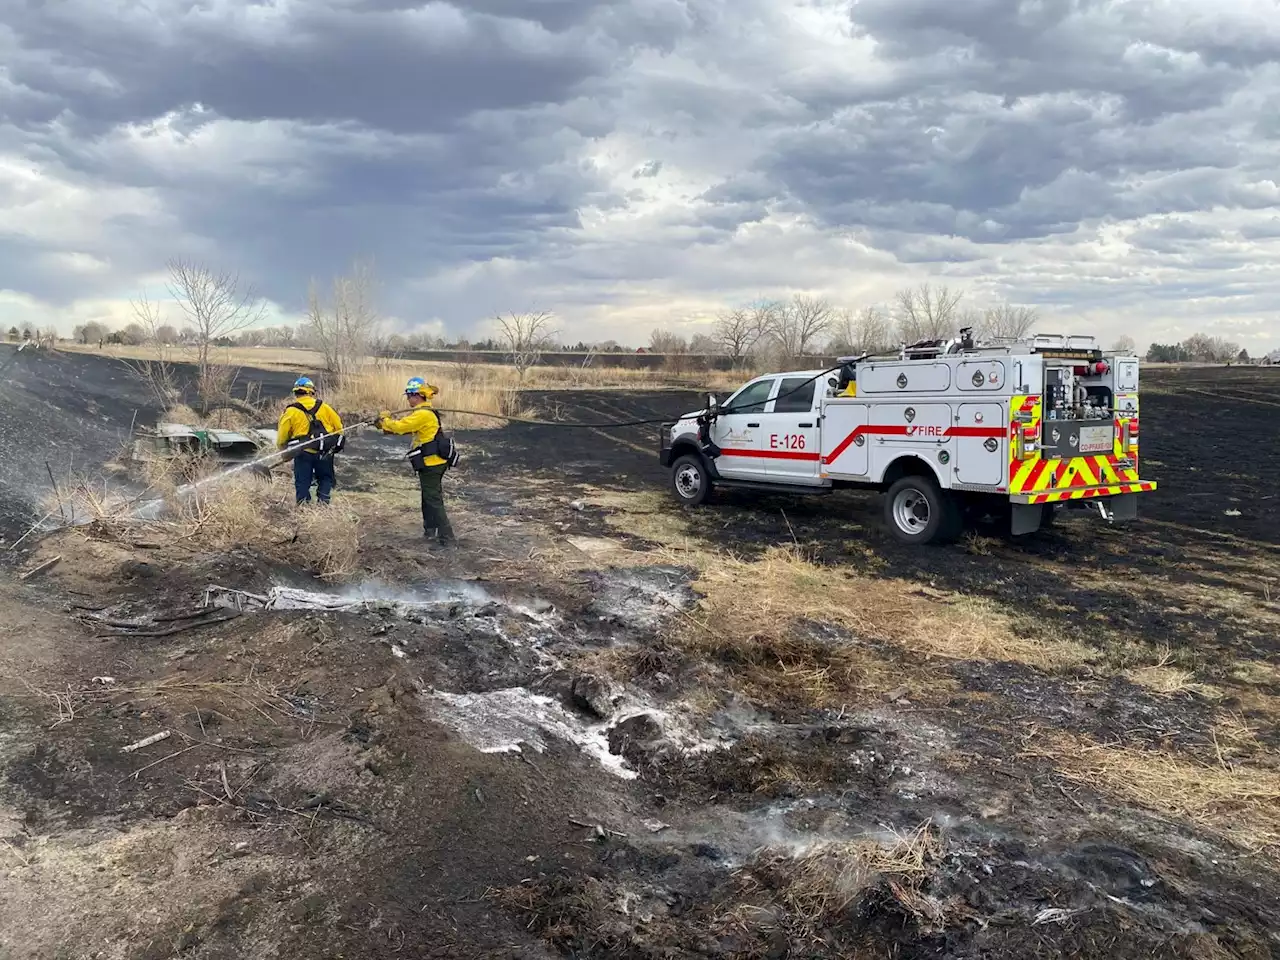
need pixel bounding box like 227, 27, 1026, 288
288, 400, 335, 454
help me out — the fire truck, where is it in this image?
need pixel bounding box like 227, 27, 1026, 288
659, 330, 1155, 545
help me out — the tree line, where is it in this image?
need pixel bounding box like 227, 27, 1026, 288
16, 261, 1265, 376
1145, 333, 1250, 363
657, 284, 1041, 369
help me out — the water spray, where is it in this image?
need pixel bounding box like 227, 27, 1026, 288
130, 408, 418, 519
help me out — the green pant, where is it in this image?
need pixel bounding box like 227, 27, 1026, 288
417, 464, 454, 541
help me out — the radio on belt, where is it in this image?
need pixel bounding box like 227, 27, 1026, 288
659, 330, 1155, 546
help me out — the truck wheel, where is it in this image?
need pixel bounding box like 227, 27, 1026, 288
670, 454, 712, 506
884, 475, 955, 545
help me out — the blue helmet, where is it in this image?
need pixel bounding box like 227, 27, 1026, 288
293, 376, 316, 395
404, 376, 437, 398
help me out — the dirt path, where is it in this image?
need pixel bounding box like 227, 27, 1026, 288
1, 366, 1278, 959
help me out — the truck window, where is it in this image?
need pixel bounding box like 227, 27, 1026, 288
727, 378, 774, 414
773, 377, 816, 413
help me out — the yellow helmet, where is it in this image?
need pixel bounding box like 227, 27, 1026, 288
404, 377, 438, 399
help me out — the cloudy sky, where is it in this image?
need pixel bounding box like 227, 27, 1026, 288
2, 0, 1279, 351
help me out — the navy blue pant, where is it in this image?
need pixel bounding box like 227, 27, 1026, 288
293, 452, 335, 504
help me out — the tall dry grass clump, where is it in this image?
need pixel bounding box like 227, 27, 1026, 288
328, 362, 528, 429
43, 456, 362, 580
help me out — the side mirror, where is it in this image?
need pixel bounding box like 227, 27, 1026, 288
707, 393, 718, 410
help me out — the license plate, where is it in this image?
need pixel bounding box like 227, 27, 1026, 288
1078, 424, 1112, 453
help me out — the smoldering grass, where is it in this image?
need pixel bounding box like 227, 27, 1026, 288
731, 822, 945, 942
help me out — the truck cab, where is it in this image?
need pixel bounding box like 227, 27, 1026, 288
660, 333, 1156, 546
703, 370, 828, 485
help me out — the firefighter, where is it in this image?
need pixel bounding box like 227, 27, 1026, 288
375, 378, 455, 545
276, 376, 345, 505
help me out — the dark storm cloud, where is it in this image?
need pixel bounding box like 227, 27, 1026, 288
0, 0, 649, 314
753, 1, 1280, 248
0, 0, 683, 134
2, 0, 1279, 343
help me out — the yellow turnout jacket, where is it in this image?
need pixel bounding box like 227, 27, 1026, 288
277, 395, 344, 451
381, 404, 446, 467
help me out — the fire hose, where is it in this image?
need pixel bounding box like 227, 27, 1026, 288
249, 364, 851, 479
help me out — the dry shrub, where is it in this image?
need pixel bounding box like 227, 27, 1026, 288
736, 823, 944, 942
1124, 665, 1224, 699
490, 876, 625, 955
45, 454, 363, 580
290, 504, 361, 579
1024, 732, 1280, 852
162, 402, 203, 424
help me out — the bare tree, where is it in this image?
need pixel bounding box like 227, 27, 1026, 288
1110, 334, 1137, 354
649, 329, 689, 354
1181, 333, 1240, 362
712, 308, 763, 367
749, 300, 781, 346
497, 310, 557, 381
894, 283, 964, 343
166, 259, 266, 380
452, 339, 480, 388
980, 303, 1039, 340
649, 330, 694, 374
306, 260, 383, 377
829, 306, 892, 356
772, 294, 833, 363
123, 292, 182, 409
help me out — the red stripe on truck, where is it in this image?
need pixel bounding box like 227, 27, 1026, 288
718, 449, 822, 462
820, 424, 1005, 465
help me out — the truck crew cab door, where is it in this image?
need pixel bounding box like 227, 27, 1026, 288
764, 375, 821, 484
711, 376, 776, 481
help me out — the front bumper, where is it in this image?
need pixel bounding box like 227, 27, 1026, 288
658, 423, 675, 467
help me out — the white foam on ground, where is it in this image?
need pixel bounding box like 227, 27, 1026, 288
423, 687, 637, 780
204, 582, 557, 628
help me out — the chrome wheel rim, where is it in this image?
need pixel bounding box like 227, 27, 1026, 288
676, 464, 702, 499
892, 488, 930, 534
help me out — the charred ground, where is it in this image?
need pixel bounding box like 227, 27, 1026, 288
0, 361, 1278, 959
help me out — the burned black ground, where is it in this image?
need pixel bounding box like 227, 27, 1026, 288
1, 361, 1278, 959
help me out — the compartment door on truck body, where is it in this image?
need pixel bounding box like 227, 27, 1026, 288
857, 362, 952, 394
867, 402, 953, 482
711, 376, 776, 481
819, 401, 869, 478
957, 359, 1007, 393
954, 402, 1007, 486
763, 375, 822, 484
